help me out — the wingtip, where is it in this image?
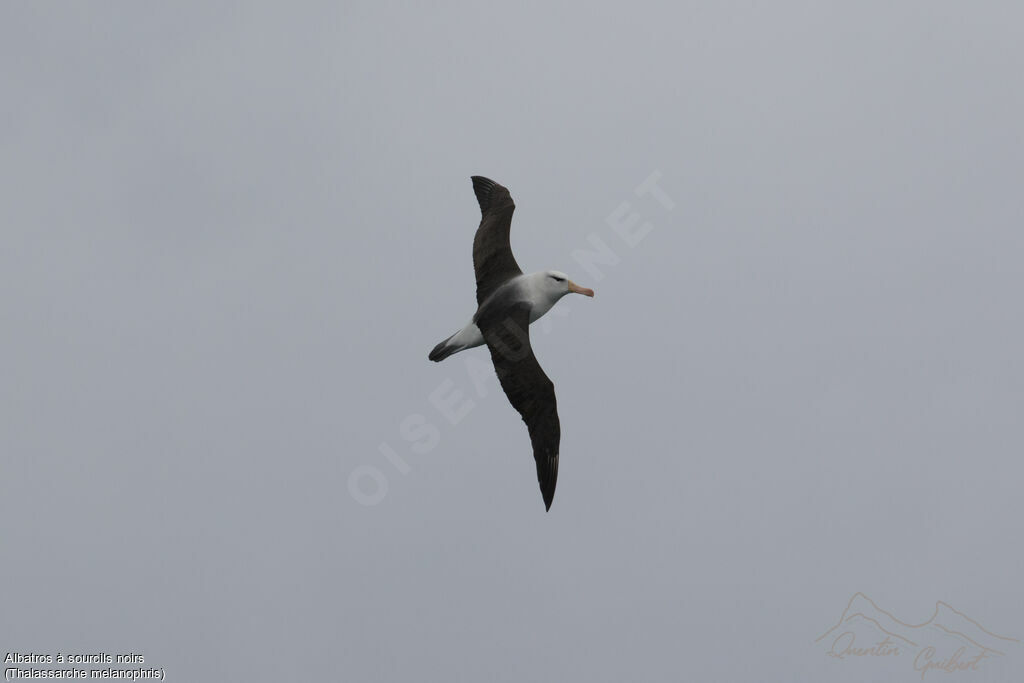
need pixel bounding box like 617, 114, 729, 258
541, 453, 558, 512
470, 175, 499, 213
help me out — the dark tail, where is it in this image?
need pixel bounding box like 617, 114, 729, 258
428, 334, 458, 362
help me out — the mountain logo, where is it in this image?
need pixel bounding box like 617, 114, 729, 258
815, 592, 1018, 679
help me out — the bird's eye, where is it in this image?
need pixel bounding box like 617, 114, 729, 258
550, 275, 565, 282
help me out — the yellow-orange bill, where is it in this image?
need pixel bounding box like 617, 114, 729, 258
568, 281, 595, 297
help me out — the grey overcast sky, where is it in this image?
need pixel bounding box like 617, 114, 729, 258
2, 2, 1022, 682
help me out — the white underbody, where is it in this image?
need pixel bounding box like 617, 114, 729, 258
442, 272, 566, 356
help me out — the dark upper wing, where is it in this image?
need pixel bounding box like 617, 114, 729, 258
476, 302, 560, 511
470, 176, 522, 305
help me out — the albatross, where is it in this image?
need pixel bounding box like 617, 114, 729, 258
428, 176, 594, 511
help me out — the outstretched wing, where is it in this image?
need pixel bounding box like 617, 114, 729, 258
471, 176, 522, 305
476, 302, 560, 511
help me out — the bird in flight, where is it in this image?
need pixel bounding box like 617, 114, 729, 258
428, 176, 594, 511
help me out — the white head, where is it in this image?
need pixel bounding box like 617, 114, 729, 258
542, 270, 595, 299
